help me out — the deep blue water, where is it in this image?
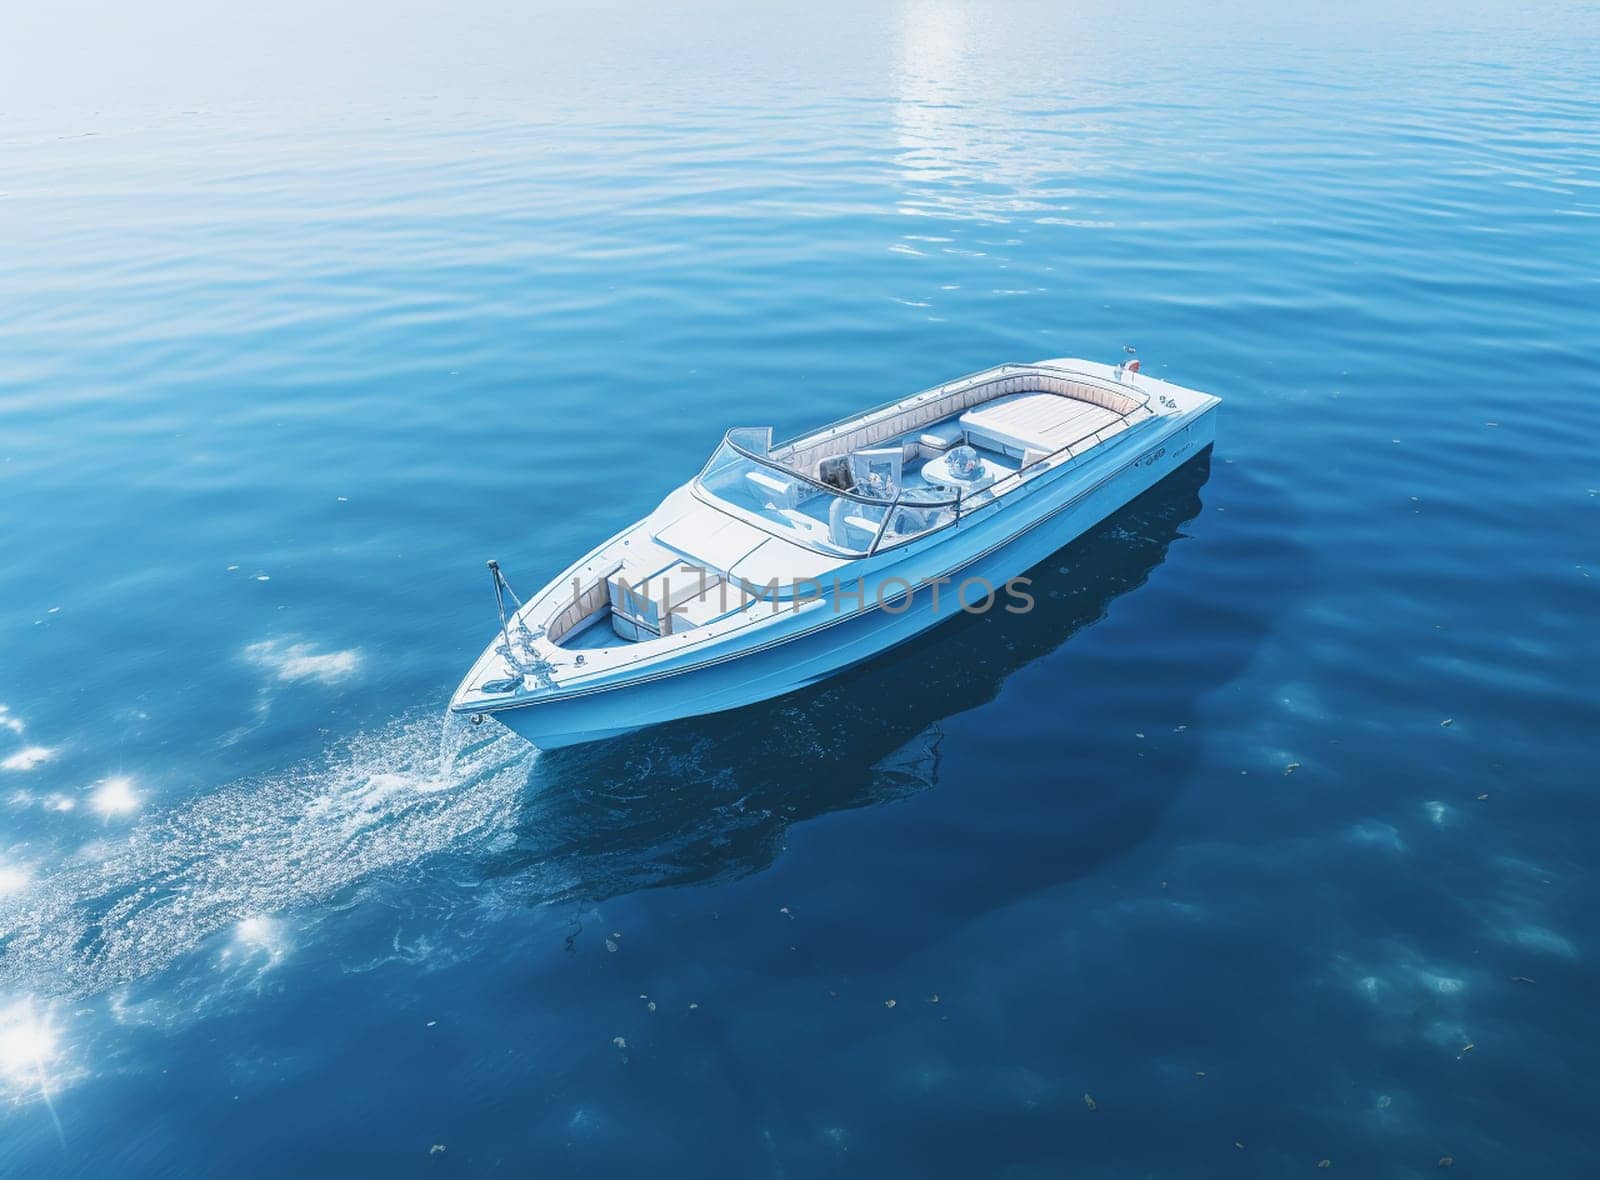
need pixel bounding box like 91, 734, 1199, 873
3, 1, 1598, 1175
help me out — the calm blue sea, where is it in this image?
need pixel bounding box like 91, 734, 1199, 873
2, 1, 1597, 1175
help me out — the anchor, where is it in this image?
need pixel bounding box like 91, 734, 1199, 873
485, 559, 555, 690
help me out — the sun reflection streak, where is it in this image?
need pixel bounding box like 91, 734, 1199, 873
0, 997, 70, 1144
228, 915, 289, 968
90, 776, 141, 817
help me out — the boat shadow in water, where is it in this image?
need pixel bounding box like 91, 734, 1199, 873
482, 451, 1296, 926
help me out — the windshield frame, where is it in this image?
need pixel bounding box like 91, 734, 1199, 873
692, 427, 962, 556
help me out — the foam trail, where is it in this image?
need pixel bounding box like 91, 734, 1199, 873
0, 713, 534, 1000
437, 707, 477, 776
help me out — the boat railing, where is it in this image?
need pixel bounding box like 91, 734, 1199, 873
783, 362, 1037, 447
774, 361, 1152, 455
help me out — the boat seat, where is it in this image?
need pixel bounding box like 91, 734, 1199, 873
817, 454, 854, 490
848, 447, 902, 499
917, 419, 965, 457
960, 392, 1121, 459
828, 500, 886, 550
774, 507, 829, 544
746, 467, 803, 509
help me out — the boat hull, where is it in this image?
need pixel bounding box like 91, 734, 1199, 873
486, 407, 1215, 749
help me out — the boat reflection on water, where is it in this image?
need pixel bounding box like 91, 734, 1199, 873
478, 451, 1238, 909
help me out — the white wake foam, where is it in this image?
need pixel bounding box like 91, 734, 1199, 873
0, 713, 533, 1000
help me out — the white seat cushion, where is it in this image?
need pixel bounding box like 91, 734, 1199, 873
959, 392, 1120, 457
917, 420, 965, 452
746, 467, 800, 509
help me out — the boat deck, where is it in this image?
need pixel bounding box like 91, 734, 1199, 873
706, 388, 1132, 553
724, 440, 1021, 550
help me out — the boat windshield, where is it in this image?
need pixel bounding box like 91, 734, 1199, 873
694, 428, 959, 556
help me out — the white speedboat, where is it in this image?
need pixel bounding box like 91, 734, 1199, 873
451, 357, 1219, 748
